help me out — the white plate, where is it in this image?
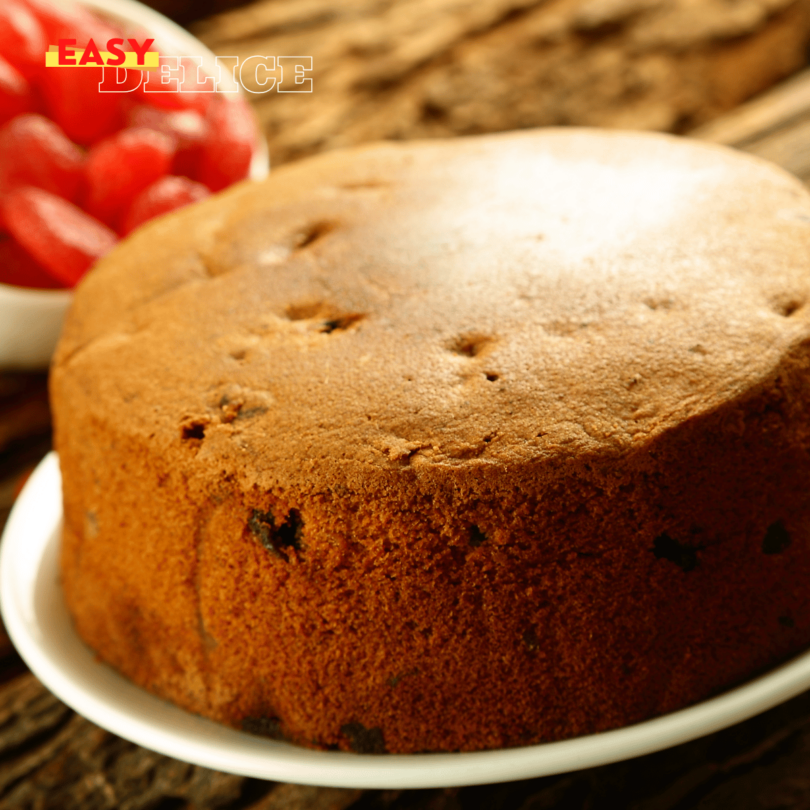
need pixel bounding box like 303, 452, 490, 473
4, 453, 810, 789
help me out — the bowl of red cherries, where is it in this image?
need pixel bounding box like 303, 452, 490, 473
0, 0, 269, 368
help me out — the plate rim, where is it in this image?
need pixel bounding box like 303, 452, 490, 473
3, 452, 810, 789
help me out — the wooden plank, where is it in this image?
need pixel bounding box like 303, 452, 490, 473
692, 67, 810, 183
193, 0, 810, 166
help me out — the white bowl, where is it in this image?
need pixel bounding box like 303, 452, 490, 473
0, 0, 269, 371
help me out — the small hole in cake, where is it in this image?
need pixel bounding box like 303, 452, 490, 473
763, 520, 792, 554
422, 99, 447, 121
485, 372, 499, 382
779, 615, 796, 628
248, 508, 304, 558
230, 348, 247, 361
448, 333, 492, 357
293, 220, 336, 250
652, 532, 699, 572
181, 422, 206, 441
320, 313, 365, 333
523, 628, 540, 651
771, 295, 805, 317
341, 721, 386, 754
469, 525, 487, 547
277, 509, 304, 550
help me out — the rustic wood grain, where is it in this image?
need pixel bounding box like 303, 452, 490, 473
691, 66, 810, 184
193, 0, 810, 166
0, 669, 361, 809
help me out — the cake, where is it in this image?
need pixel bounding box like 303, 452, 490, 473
51, 129, 810, 754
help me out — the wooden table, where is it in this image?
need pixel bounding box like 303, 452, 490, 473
4, 65, 810, 810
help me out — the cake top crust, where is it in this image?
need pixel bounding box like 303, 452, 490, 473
53, 129, 810, 485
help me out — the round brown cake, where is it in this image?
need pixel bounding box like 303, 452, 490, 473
51, 129, 810, 754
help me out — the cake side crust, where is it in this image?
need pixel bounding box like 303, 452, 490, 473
55, 336, 810, 752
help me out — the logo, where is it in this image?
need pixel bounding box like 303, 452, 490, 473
47, 37, 159, 69
46, 38, 314, 95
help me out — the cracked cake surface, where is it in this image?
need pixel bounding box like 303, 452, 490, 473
52, 129, 810, 752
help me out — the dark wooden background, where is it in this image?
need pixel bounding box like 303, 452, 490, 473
5, 1, 810, 806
